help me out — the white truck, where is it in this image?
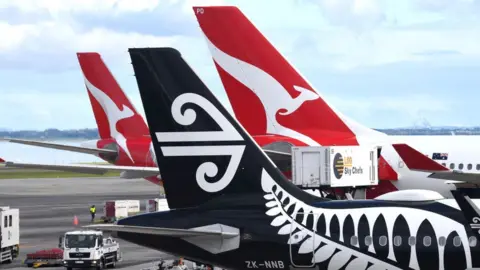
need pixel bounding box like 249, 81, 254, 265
59, 230, 122, 270
145, 198, 170, 213
0, 206, 19, 264
291, 146, 379, 188
102, 200, 140, 223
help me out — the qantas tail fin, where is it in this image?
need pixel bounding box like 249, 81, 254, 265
129, 47, 319, 209
77, 52, 150, 140
193, 6, 385, 146
0, 157, 4, 163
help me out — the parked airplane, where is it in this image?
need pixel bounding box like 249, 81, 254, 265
0, 52, 309, 186
192, 6, 480, 198
1, 53, 160, 184
87, 47, 480, 270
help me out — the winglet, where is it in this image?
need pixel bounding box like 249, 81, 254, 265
392, 143, 449, 172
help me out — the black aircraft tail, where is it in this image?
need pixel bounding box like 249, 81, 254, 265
129, 48, 318, 209
452, 189, 480, 234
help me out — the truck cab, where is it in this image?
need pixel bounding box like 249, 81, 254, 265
59, 230, 121, 270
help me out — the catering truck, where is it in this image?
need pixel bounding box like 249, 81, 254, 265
0, 206, 19, 264
102, 200, 140, 223
291, 146, 379, 188
145, 198, 169, 213
59, 230, 122, 269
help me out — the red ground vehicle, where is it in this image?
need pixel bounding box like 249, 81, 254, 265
24, 248, 63, 268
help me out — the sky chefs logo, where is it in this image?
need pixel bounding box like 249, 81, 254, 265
333, 153, 345, 179
333, 152, 363, 179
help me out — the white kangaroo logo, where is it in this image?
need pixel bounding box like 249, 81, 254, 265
204, 37, 320, 146
84, 78, 135, 163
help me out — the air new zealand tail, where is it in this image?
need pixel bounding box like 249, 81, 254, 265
85, 47, 480, 270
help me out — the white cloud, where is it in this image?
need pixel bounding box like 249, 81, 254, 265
1, 0, 161, 14
0, 0, 226, 16
0, 19, 205, 72
316, 0, 386, 32
414, 0, 477, 13
0, 0, 230, 72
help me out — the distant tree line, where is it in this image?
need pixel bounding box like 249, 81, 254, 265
1, 127, 480, 140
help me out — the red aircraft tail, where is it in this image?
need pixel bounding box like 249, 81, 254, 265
193, 6, 384, 146
77, 52, 150, 140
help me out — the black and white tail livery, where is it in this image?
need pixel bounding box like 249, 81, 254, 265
129, 47, 315, 209
86, 46, 480, 270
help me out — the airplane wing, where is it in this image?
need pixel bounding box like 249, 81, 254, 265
392, 143, 480, 185
3, 161, 159, 179
0, 138, 116, 155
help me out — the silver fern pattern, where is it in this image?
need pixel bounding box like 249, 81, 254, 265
260, 169, 472, 270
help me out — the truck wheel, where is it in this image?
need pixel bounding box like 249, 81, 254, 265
96, 258, 104, 270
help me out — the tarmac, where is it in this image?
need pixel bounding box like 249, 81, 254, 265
0, 176, 177, 270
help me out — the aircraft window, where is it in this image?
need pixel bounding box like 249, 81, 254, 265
469, 236, 477, 247
450, 163, 455, 169
364, 236, 372, 246
408, 236, 416, 246
477, 164, 480, 170
468, 164, 473, 170
441, 163, 446, 167
393, 236, 402, 247
459, 163, 464, 170
350, 236, 358, 246
454, 236, 462, 247
379, 236, 387, 246
439, 236, 446, 246
423, 236, 431, 247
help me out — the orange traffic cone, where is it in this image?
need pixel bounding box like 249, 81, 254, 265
73, 215, 79, 226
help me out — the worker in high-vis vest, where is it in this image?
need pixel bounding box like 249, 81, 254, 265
89, 205, 96, 223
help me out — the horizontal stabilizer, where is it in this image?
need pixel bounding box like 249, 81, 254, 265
84, 223, 240, 254
393, 143, 480, 185
392, 143, 449, 172
83, 223, 238, 238
4, 161, 159, 177
0, 138, 116, 155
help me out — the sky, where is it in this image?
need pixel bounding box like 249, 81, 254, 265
1, 0, 480, 131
